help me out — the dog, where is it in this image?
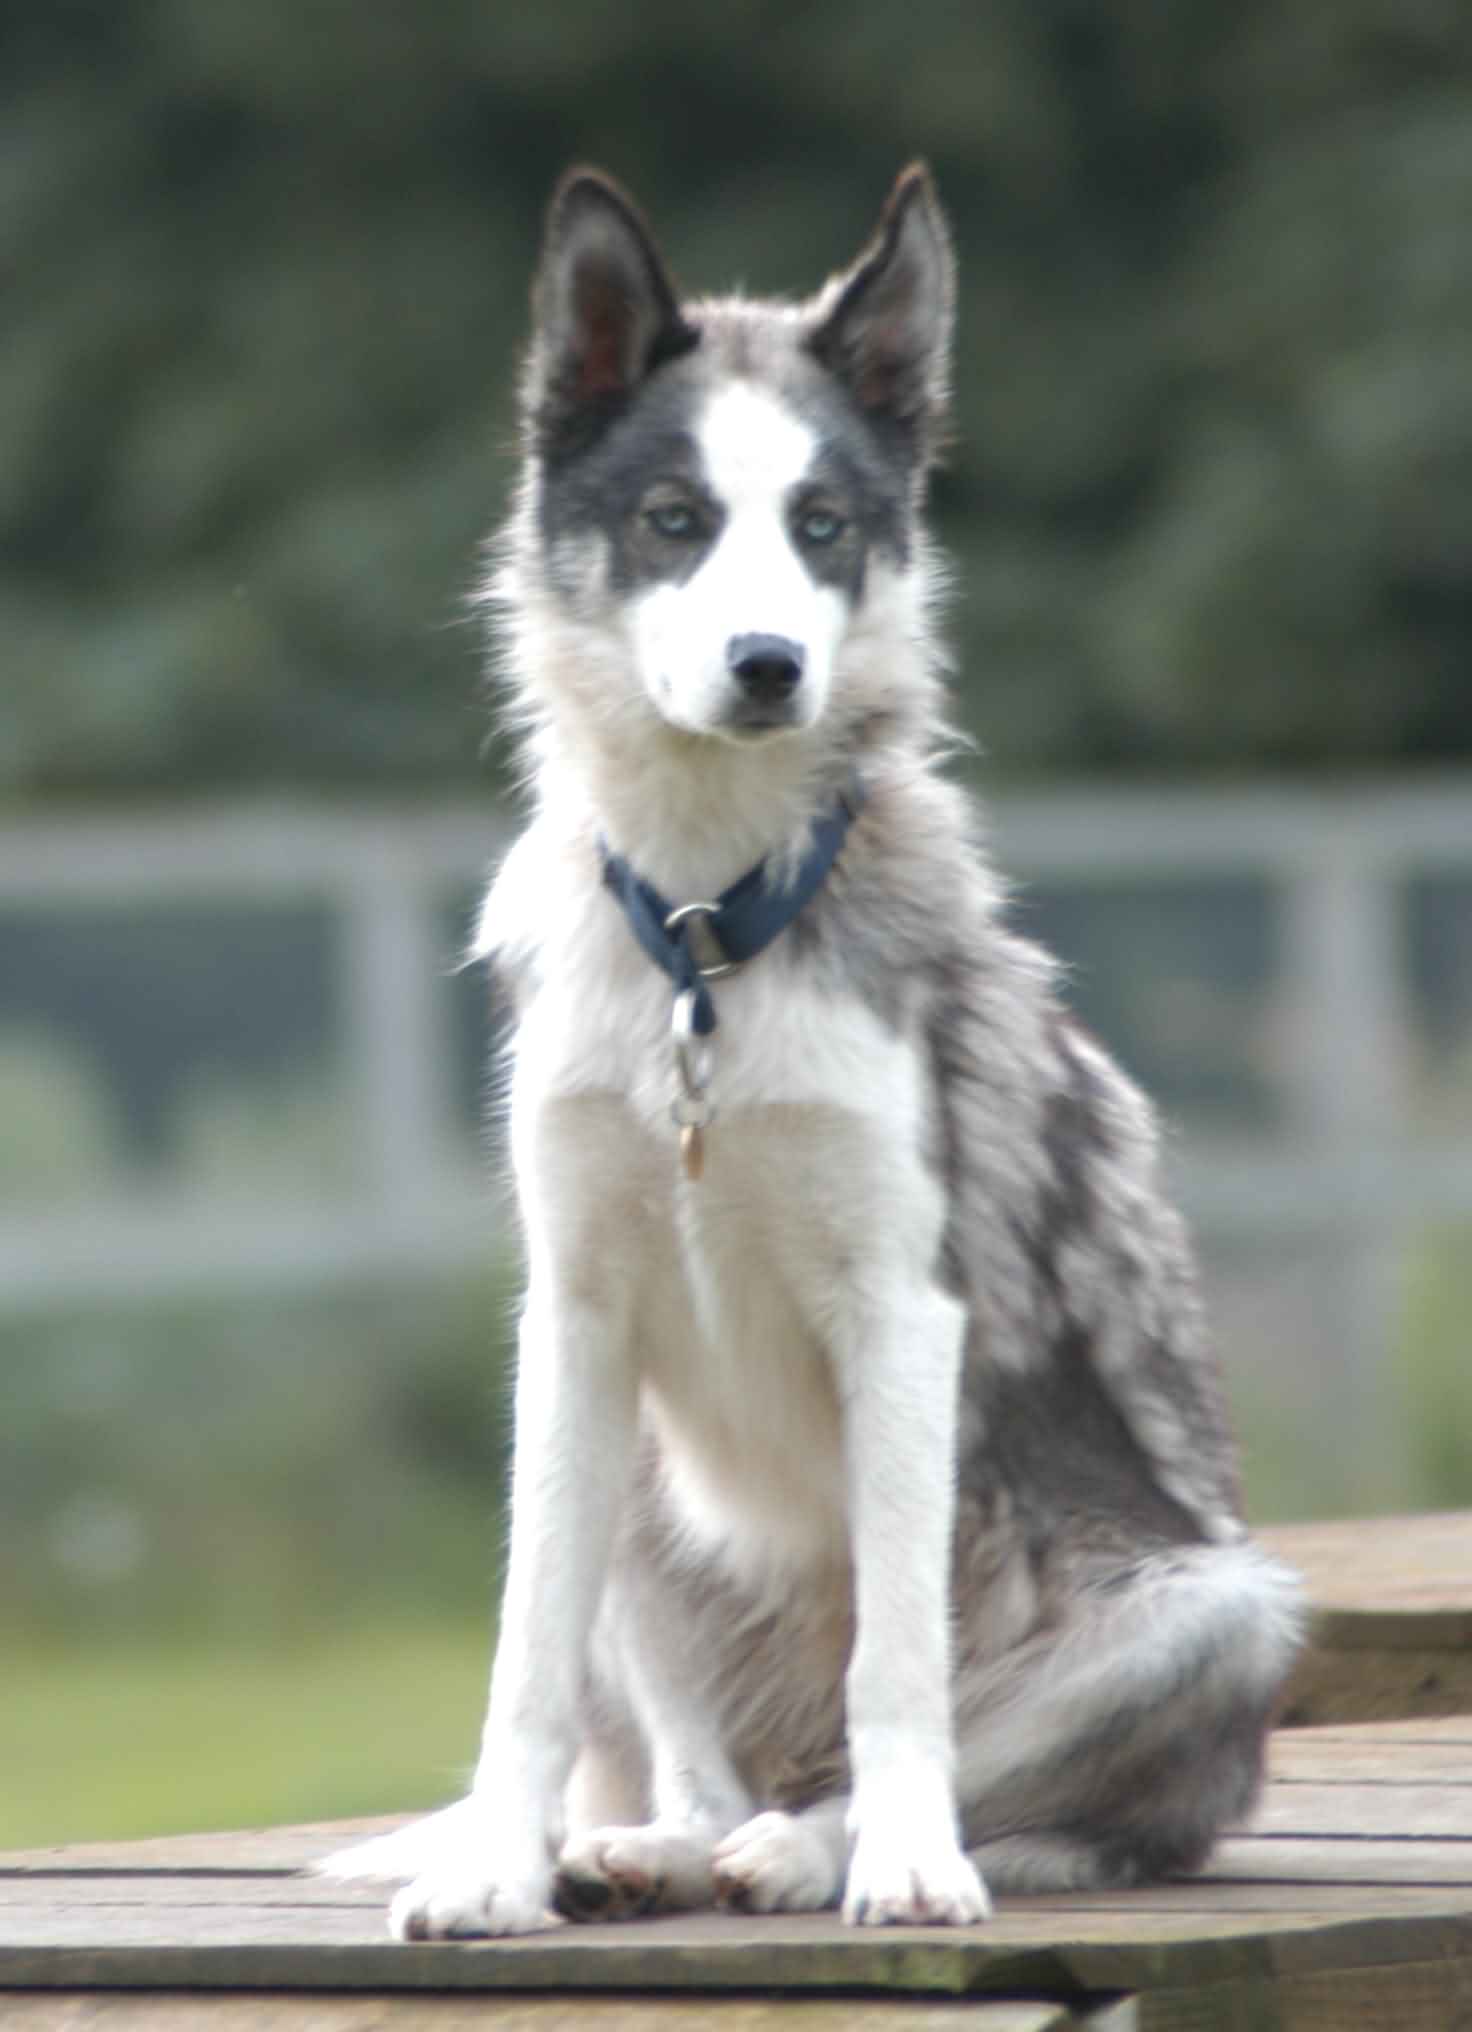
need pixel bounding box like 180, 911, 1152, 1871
324, 163, 1302, 1939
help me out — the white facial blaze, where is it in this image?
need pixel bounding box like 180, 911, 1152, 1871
631, 382, 849, 735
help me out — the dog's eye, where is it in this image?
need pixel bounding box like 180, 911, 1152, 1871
795, 506, 846, 546
645, 502, 701, 541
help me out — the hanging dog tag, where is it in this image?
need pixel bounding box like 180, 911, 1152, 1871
672, 1085, 714, 1182
670, 989, 714, 1183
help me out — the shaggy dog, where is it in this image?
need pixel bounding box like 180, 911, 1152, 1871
325, 164, 1301, 1939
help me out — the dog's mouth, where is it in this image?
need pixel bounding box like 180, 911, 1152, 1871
717, 697, 808, 738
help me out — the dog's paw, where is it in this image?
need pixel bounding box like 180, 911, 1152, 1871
555, 1823, 715, 1921
842, 1834, 992, 1927
712, 1811, 843, 1914
389, 1866, 563, 1940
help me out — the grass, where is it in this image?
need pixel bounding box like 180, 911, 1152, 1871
4, 1616, 492, 1849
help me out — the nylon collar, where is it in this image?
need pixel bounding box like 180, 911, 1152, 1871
599, 775, 866, 1034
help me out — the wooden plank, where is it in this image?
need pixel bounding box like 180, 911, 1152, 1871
5, 1894, 1472, 2001
15, 1866, 1472, 1919
1141, 1956, 1472, 2032
0, 1822, 405, 1879
1276, 1648, 1472, 1729
1260, 1512, 1472, 1726
1267, 1715, 1472, 1784
26, 1868, 1472, 1916
1209, 1838, 1472, 1885
1246, 1780, 1472, 1838
1277, 1716, 1472, 1743
0, 1995, 1094, 2031
1271, 1956, 1472, 2032
1261, 1513, 1472, 1629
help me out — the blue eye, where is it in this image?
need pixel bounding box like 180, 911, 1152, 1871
796, 506, 845, 546
646, 501, 700, 540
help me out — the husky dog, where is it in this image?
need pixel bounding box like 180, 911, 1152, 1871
325, 164, 1301, 1939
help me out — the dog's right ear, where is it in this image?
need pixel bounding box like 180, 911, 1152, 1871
808, 163, 954, 460
526, 169, 698, 457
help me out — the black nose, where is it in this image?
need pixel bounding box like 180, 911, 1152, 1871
727, 633, 805, 703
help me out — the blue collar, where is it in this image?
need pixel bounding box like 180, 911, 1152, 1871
599, 775, 866, 1034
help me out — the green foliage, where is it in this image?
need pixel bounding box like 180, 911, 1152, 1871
0, 1269, 518, 1646
4, 0, 1472, 798
4, 1620, 491, 1846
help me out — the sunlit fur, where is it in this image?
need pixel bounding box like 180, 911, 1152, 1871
321, 164, 1302, 1940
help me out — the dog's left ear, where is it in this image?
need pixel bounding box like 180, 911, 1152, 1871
808, 163, 954, 452
527, 168, 698, 456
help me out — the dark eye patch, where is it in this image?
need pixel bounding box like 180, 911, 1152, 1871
625, 478, 723, 585
778, 359, 917, 573
537, 371, 725, 593
786, 465, 873, 597
536, 338, 915, 607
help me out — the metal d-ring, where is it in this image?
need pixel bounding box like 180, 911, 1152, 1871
663, 901, 740, 981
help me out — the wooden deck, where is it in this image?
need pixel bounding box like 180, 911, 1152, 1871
4, 1512, 1471, 2030
1262, 1510, 1472, 1726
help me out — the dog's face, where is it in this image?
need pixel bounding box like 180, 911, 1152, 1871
522, 166, 954, 744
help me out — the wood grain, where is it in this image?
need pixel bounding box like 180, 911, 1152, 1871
0, 1995, 1098, 2032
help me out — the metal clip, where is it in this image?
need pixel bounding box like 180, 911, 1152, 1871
671, 988, 713, 1098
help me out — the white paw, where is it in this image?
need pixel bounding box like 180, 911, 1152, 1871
712, 1811, 843, 1914
389, 1866, 563, 1940
842, 1834, 992, 1927
556, 1823, 715, 1920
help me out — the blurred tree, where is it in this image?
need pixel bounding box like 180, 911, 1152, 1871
2, 0, 1470, 798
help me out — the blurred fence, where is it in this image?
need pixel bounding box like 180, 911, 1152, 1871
2, 784, 1470, 1491
0, 803, 503, 1306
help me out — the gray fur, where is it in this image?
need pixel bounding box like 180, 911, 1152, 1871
483, 166, 1304, 1915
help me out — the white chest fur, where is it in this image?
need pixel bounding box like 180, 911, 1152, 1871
502, 881, 946, 1581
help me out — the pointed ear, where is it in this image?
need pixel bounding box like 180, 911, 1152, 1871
526, 168, 698, 456
807, 163, 954, 452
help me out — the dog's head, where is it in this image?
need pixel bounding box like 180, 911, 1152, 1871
517, 166, 955, 747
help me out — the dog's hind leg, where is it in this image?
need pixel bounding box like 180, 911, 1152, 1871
703, 1537, 1301, 1912
712, 1796, 849, 1913
955, 1537, 1303, 1889
555, 1583, 755, 1920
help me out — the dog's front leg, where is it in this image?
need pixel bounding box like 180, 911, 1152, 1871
391, 1281, 637, 1940
838, 1275, 991, 1926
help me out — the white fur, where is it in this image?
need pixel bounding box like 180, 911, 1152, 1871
325, 732, 987, 1933
629, 384, 847, 738
713, 1807, 847, 1914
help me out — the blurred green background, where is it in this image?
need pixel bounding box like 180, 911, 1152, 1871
4, 0, 1472, 1850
